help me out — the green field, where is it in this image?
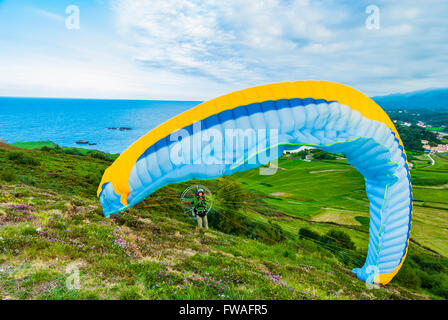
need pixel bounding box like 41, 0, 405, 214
10, 141, 59, 149
425, 127, 445, 132
10, 141, 119, 160
1, 142, 448, 300
233, 158, 368, 218
231, 153, 448, 256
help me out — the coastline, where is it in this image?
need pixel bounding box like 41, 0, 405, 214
4, 140, 119, 160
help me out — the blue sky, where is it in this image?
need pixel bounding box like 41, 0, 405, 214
0, 0, 447, 100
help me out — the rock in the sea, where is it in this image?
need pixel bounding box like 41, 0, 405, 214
108, 127, 132, 131
76, 140, 89, 145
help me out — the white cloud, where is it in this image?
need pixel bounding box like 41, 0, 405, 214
1, 0, 448, 99
32, 8, 65, 22
110, 0, 448, 97
112, 0, 335, 83
0, 51, 228, 100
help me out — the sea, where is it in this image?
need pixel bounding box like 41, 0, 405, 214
0, 97, 201, 154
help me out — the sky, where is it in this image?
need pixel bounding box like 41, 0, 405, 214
0, 0, 447, 100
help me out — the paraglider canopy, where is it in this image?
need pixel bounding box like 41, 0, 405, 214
98, 80, 412, 286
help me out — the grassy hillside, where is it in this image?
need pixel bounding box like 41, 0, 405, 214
10, 141, 119, 160
234, 153, 448, 257
0, 143, 447, 300
10, 141, 59, 149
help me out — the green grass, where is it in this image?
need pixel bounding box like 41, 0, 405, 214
410, 207, 448, 255
10, 140, 119, 160
233, 158, 368, 219
1, 142, 448, 300
0, 148, 107, 199
410, 154, 448, 206
10, 141, 58, 149
425, 127, 445, 132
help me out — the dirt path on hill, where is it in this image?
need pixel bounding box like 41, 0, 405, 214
427, 153, 435, 166
309, 169, 349, 174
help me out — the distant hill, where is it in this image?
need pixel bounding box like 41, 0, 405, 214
372, 88, 448, 111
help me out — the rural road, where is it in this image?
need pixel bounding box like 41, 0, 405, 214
427, 153, 435, 166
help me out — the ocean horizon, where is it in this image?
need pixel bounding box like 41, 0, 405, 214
0, 97, 201, 154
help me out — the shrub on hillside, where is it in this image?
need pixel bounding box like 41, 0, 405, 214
430, 279, 448, 299
208, 177, 248, 235
87, 151, 111, 162
298, 228, 320, 241
354, 216, 370, 228
85, 173, 102, 186
63, 148, 84, 156
411, 255, 444, 273
112, 212, 143, 229
394, 252, 448, 299
18, 175, 37, 186
393, 262, 421, 290
209, 178, 288, 241
217, 177, 244, 211
312, 150, 337, 160
0, 170, 16, 182
7, 151, 40, 166
208, 210, 287, 243
246, 219, 285, 243
416, 269, 434, 289
208, 209, 250, 235
40, 146, 54, 152
42, 145, 64, 153
319, 229, 356, 251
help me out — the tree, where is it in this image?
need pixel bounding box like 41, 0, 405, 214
319, 229, 356, 251
208, 177, 247, 234
312, 150, 337, 160
396, 124, 442, 152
